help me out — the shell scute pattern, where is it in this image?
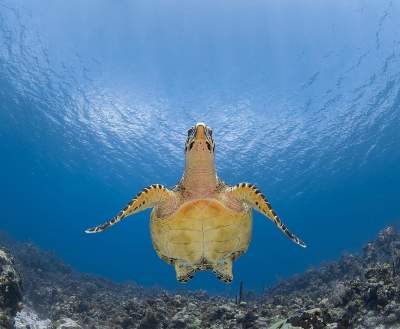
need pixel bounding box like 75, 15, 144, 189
150, 199, 252, 268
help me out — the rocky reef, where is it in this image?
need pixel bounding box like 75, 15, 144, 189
0, 248, 22, 328
257, 226, 400, 329
1, 226, 400, 328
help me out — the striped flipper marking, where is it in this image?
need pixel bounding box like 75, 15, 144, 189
85, 184, 172, 234
228, 183, 306, 248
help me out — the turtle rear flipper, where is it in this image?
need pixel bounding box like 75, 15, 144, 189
212, 259, 233, 283
174, 261, 196, 283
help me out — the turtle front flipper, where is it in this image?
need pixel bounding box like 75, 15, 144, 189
85, 184, 175, 233
227, 183, 306, 248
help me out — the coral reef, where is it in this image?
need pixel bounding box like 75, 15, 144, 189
261, 227, 400, 329
0, 248, 22, 328
1, 226, 400, 328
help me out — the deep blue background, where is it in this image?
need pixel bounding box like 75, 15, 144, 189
0, 0, 400, 293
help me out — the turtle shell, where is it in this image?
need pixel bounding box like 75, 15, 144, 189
150, 199, 252, 267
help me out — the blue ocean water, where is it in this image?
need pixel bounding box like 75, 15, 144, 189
0, 0, 399, 293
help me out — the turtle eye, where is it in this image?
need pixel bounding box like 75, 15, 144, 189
187, 127, 194, 137
205, 128, 213, 139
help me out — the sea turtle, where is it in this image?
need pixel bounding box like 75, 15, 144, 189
86, 123, 306, 283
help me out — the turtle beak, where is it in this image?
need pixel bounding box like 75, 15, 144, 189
186, 122, 214, 154
194, 123, 206, 141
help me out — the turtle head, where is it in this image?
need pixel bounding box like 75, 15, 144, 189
185, 122, 215, 156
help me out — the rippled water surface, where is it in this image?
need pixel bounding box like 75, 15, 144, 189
1, 0, 400, 292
